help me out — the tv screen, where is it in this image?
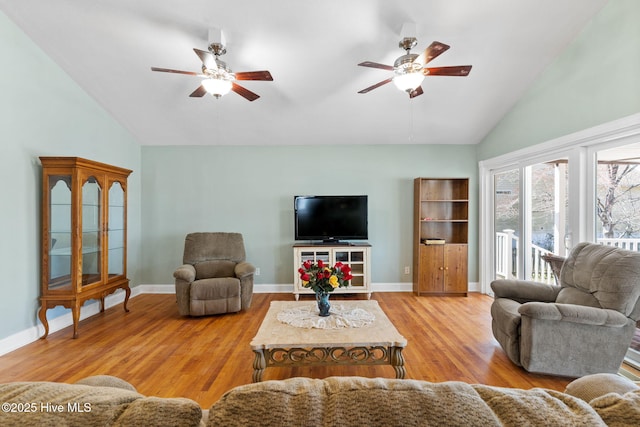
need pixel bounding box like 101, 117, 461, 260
294, 195, 368, 243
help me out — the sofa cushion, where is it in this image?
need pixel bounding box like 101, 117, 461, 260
207, 376, 502, 426
190, 278, 241, 315
0, 381, 202, 427
194, 260, 237, 280
191, 278, 240, 300
472, 384, 605, 426
556, 287, 601, 308
117, 396, 203, 427
589, 389, 640, 426
183, 232, 246, 264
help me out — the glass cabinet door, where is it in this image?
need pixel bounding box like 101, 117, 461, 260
108, 181, 125, 277
81, 176, 102, 286
48, 175, 72, 291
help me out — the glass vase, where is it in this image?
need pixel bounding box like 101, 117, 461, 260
316, 291, 331, 317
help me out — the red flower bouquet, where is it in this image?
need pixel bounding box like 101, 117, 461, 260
298, 259, 352, 294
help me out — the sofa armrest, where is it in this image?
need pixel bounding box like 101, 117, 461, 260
519, 302, 630, 327
491, 279, 560, 303
565, 373, 640, 402
235, 262, 256, 279
173, 264, 196, 283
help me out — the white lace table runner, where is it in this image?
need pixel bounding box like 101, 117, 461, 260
277, 303, 375, 329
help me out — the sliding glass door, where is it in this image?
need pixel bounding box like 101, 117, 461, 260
595, 143, 640, 368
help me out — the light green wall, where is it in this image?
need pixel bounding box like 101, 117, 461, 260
0, 10, 142, 340
478, 0, 640, 160
141, 145, 478, 286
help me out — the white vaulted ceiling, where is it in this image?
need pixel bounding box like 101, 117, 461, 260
0, 0, 609, 146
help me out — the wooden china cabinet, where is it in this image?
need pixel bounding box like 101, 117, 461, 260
39, 157, 132, 338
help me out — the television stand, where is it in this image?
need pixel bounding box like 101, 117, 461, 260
292, 243, 371, 300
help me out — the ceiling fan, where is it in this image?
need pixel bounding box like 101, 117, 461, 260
358, 37, 472, 99
151, 36, 273, 101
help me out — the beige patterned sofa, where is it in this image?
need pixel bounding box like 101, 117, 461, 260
1, 374, 639, 426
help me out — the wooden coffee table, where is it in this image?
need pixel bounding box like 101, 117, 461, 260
250, 300, 407, 382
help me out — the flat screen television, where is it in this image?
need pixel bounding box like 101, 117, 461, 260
294, 195, 368, 243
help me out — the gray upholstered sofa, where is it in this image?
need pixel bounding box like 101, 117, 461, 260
1, 374, 639, 426
173, 232, 255, 316
491, 242, 640, 377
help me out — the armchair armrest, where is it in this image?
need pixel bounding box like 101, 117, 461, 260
491, 279, 560, 303
519, 302, 630, 327
173, 264, 196, 282
235, 262, 256, 279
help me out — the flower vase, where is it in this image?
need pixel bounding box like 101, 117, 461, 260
316, 291, 331, 317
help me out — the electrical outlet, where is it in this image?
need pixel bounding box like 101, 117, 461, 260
404, 266, 410, 275
255, 267, 261, 276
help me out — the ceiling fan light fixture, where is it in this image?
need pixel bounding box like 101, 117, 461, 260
201, 77, 232, 98
393, 71, 424, 93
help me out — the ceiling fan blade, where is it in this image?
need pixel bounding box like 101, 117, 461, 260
409, 86, 424, 98
358, 61, 394, 71
193, 48, 216, 69
231, 82, 260, 101
358, 78, 393, 94
414, 41, 450, 66
151, 67, 201, 76
235, 70, 273, 81
424, 65, 472, 76
189, 85, 207, 97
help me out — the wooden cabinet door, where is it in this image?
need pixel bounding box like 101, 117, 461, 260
419, 245, 444, 293
444, 244, 468, 294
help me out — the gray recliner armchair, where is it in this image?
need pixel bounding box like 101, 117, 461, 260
173, 232, 255, 316
491, 242, 640, 377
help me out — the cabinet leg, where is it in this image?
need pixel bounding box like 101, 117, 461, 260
123, 286, 131, 312
38, 306, 49, 339
72, 303, 81, 339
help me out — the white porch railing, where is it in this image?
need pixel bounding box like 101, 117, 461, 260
495, 231, 640, 284
598, 238, 640, 251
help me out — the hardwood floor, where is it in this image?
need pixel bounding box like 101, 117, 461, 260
0, 292, 572, 408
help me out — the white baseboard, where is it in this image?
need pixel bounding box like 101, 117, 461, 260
0, 281, 480, 356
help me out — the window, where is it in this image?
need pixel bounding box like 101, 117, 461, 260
595, 143, 640, 368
